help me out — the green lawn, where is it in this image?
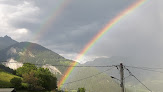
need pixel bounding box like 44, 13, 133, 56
0, 71, 21, 88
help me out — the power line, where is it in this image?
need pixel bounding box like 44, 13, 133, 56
124, 72, 132, 92
124, 67, 152, 92
124, 74, 132, 80
125, 65, 163, 70
61, 67, 114, 85
125, 66, 163, 74
2, 62, 163, 69
132, 75, 152, 92
1, 62, 114, 68
36, 63, 115, 68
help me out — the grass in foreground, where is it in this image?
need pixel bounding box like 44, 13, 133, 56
0, 71, 20, 88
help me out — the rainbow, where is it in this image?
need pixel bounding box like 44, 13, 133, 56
34, 0, 72, 40
18, 0, 72, 61
58, 0, 147, 88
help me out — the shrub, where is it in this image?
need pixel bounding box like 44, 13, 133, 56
10, 77, 22, 89
77, 88, 85, 92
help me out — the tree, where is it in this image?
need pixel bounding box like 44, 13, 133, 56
22, 70, 43, 90
16, 63, 37, 76
35, 68, 57, 91
16, 63, 58, 91
77, 88, 85, 92
10, 77, 22, 89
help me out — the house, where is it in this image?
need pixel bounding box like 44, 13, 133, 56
0, 88, 16, 92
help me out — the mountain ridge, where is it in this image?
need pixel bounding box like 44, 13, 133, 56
0, 36, 73, 78
0, 35, 18, 50
0, 41, 69, 62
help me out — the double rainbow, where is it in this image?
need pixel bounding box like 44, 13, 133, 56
18, 0, 72, 61
58, 0, 147, 88
35, 0, 72, 40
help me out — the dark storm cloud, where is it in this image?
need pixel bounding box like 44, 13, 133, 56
2, 0, 135, 53
28, 0, 136, 53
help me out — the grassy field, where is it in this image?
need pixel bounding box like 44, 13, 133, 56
0, 70, 56, 92
0, 71, 20, 88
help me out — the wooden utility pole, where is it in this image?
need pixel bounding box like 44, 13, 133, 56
120, 63, 125, 92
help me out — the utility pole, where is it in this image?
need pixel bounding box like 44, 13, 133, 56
120, 63, 125, 92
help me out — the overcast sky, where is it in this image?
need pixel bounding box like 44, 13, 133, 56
0, 0, 162, 63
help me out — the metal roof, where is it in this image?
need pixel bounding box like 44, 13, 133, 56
0, 88, 15, 92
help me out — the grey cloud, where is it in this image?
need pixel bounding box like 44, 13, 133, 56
87, 0, 163, 66
31, 0, 135, 53
39, 22, 101, 53
0, 0, 38, 41
4, 0, 162, 63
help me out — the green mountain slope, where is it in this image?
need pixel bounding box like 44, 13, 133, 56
0, 70, 20, 88
63, 67, 124, 92
0, 35, 17, 50
0, 42, 72, 74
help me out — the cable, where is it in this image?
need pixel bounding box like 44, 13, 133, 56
124, 73, 132, 92
124, 71, 133, 92
61, 67, 114, 85
132, 75, 152, 92
136, 68, 163, 73
125, 65, 163, 70
124, 74, 132, 80
1, 62, 114, 68
124, 67, 152, 92
37, 64, 114, 68
125, 65, 163, 74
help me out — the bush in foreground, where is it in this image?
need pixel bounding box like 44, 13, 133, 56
10, 77, 22, 89
16, 63, 57, 91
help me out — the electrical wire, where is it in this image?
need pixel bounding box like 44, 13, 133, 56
124, 70, 133, 92
125, 65, 163, 73
37, 63, 115, 68
125, 65, 163, 70
0, 62, 114, 68
61, 67, 114, 85
124, 74, 132, 80
124, 67, 152, 92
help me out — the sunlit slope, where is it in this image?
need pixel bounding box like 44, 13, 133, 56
64, 67, 123, 92
0, 70, 20, 88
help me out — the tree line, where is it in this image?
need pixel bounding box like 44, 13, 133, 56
10, 63, 57, 91
10, 63, 86, 92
